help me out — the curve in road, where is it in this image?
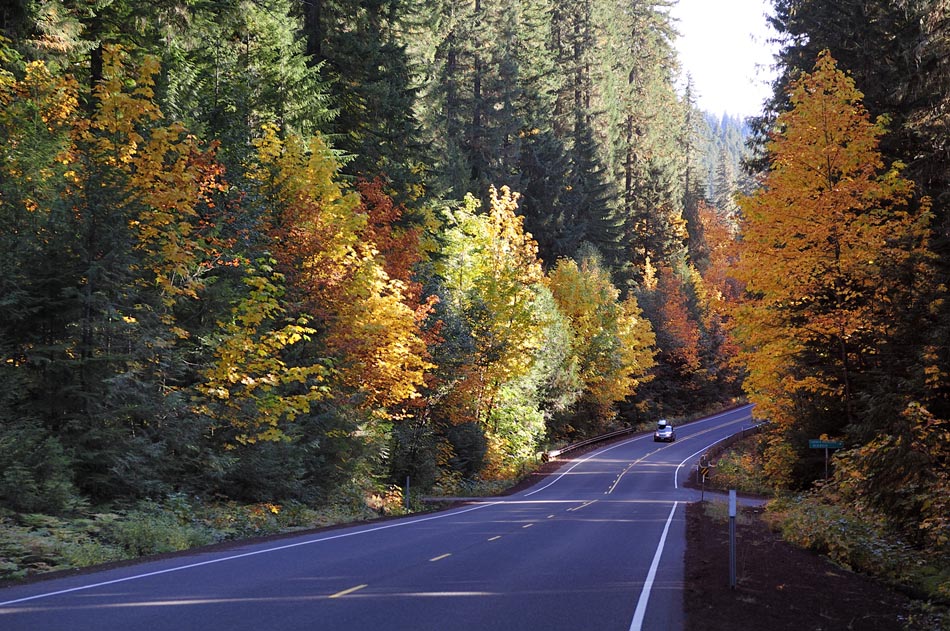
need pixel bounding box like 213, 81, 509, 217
0, 405, 755, 631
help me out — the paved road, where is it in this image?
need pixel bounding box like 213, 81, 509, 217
0, 405, 755, 631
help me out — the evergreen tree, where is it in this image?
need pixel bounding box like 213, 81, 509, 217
592, 0, 686, 289
160, 0, 330, 171
300, 0, 424, 191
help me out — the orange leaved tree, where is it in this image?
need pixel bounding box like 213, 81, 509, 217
731, 51, 932, 486
250, 127, 433, 418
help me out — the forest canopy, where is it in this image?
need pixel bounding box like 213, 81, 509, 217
0, 0, 946, 564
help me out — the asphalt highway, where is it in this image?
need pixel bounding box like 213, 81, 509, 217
0, 405, 755, 631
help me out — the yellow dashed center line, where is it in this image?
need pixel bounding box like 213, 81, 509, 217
329, 584, 368, 599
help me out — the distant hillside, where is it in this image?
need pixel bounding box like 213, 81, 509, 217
698, 112, 754, 206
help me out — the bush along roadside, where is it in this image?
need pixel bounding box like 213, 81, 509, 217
765, 493, 950, 607
700, 431, 949, 618
0, 493, 402, 583
0, 466, 551, 585
702, 433, 773, 496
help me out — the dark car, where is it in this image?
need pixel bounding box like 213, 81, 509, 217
654, 420, 675, 442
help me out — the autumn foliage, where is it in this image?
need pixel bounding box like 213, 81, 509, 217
732, 52, 943, 542
0, 43, 670, 514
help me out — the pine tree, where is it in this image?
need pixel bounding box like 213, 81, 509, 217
160, 0, 330, 171
300, 0, 423, 190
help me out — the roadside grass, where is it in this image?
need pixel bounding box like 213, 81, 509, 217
0, 492, 402, 583
700, 499, 758, 527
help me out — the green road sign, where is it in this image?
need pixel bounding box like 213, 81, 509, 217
809, 439, 843, 449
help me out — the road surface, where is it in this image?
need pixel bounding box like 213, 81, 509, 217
0, 405, 755, 631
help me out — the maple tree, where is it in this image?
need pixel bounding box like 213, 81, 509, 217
250, 127, 433, 417
195, 261, 331, 445
732, 51, 933, 485
654, 265, 701, 377
436, 187, 546, 425
547, 254, 656, 433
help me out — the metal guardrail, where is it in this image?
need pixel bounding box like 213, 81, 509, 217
545, 410, 765, 464
701, 422, 768, 465
544, 426, 639, 460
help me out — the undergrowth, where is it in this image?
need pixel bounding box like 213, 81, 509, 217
765, 494, 949, 628
0, 492, 396, 583
705, 433, 773, 496
0, 468, 538, 584
704, 433, 949, 628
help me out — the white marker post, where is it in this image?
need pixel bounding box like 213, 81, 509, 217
728, 489, 737, 589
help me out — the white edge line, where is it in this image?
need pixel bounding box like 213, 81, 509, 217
0, 502, 499, 608
2, 405, 754, 608
628, 501, 679, 631
523, 434, 646, 496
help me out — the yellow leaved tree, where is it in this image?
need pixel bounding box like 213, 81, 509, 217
249, 126, 432, 418
547, 254, 655, 427
436, 186, 546, 428
731, 51, 932, 486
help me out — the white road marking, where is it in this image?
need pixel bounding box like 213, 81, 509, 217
527, 405, 753, 497
1, 405, 754, 612
0, 502, 499, 608
524, 436, 649, 497
328, 584, 367, 599
628, 502, 679, 631
673, 417, 752, 489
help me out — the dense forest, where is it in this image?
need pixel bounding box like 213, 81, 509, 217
0, 0, 744, 515
742, 0, 950, 553
0, 0, 946, 568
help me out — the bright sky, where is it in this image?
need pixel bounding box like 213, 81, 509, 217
669, 0, 780, 119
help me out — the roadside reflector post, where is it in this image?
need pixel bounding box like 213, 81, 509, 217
728, 489, 737, 589
699, 454, 709, 502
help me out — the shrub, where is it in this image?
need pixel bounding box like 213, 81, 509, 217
103, 505, 214, 556
767, 494, 950, 603
0, 425, 82, 514
708, 435, 772, 496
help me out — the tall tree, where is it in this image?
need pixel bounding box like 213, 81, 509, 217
758, 1, 949, 400
732, 51, 932, 485
161, 0, 330, 171
593, 0, 687, 288
300, 0, 423, 190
